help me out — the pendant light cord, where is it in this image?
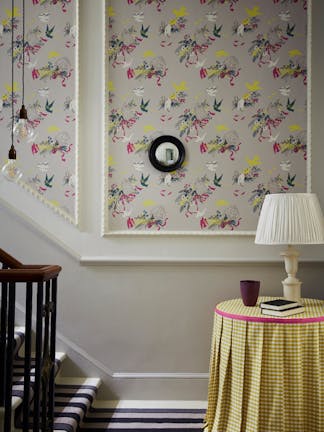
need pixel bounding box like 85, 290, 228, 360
11, 0, 14, 146
22, 0, 25, 105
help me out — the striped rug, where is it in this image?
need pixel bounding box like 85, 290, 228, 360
80, 407, 206, 431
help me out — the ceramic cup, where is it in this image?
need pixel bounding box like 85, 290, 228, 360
240, 280, 260, 306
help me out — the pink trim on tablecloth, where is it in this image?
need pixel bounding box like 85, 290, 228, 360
215, 307, 324, 324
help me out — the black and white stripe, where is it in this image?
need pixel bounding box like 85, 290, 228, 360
80, 407, 206, 431
11, 329, 206, 432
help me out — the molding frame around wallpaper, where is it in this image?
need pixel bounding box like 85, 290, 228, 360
15, 0, 80, 226
102, 0, 312, 237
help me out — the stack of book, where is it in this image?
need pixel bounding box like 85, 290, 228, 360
260, 299, 305, 317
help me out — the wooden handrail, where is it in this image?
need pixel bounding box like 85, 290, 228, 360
0, 248, 23, 269
0, 265, 62, 282
0, 248, 62, 281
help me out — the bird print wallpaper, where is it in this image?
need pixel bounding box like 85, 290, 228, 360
0, 0, 77, 223
105, 0, 308, 234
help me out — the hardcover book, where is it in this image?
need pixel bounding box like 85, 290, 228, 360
261, 306, 305, 317
260, 299, 302, 311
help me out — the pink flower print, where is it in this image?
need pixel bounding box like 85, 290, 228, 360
200, 67, 207, 79
127, 68, 135, 79
128, 0, 134, 3
273, 142, 280, 153
273, 67, 280, 78
127, 217, 135, 229
32, 68, 39, 79
127, 143, 135, 153
200, 217, 208, 228
31, 143, 39, 154
200, 142, 208, 153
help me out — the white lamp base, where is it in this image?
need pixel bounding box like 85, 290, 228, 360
282, 278, 301, 302
280, 246, 302, 302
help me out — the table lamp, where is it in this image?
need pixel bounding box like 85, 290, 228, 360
255, 193, 324, 301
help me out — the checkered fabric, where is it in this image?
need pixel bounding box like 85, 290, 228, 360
204, 297, 324, 432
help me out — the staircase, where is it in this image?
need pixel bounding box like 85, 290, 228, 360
0, 248, 101, 432
9, 327, 101, 432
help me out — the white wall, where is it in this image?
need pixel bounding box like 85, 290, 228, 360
0, 0, 324, 400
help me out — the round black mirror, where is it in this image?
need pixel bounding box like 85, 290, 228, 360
149, 135, 185, 172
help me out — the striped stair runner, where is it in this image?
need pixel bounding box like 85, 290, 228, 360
10, 329, 206, 432
11, 328, 101, 432
80, 407, 206, 431
15, 378, 101, 432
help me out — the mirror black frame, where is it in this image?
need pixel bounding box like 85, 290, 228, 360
149, 135, 185, 172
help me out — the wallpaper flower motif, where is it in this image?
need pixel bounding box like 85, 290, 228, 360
106, 0, 308, 233
0, 0, 77, 223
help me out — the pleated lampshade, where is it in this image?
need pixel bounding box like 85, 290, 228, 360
255, 193, 324, 245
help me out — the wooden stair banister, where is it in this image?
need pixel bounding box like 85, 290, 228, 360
0, 249, 61, 432
0, 249, 23, 269
0, 266, 62, 283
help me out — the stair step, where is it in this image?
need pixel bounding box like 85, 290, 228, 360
12, 352, 66, 400
13, 327, 25, 357
16, 378, 101, 432
79, 401, 206, 431
13, 351, 66, 378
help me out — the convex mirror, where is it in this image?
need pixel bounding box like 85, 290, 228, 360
149, 135, 185, 172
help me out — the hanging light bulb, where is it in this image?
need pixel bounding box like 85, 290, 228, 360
2, 144, 22, 182
2, 0, 23, 182
13, 104, 34, 140
13, 0, 34, 141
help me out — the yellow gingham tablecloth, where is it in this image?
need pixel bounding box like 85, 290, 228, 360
204, 297, 324, 432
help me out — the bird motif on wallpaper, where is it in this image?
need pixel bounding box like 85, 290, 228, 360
286, 98, 295, 112
164, 23, 172, 38
206, 86, 218, 97
267, 58, 280, 68
280, 160, 292, 172
164, 174, 172, 186
133, 86, 144, 97
133, 161, 144, 171
268, 133, 279, 143
287, 173, 296, 187
45, 99, 55, 114
213, 24, 222, 38
37, 87, 50, 97
121, 134, 134, 144
140, 25, 150, 39
237, 173, 245, 187
279, 85, 291, 96
213, 173, 223, 187
206, 161, 218, 172
194, 133, 206, 143
140, 173, 150, 187
140, 99, 150, 112
213, 98, 223, 112
206, 12, 218, 22
45, 24, 55, 39
279, 11, 291, 22
38, 12, 50, 23
286, 23, 295, 38
44, 173, 54, 188
164, 97, 172, 112
133, 12, 144, 23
